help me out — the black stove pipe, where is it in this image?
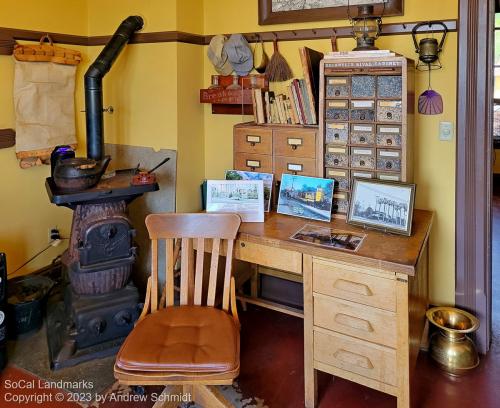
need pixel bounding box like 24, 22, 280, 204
85, 16, 144, 161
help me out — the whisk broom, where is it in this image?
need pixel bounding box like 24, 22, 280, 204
265, 39, 293, 82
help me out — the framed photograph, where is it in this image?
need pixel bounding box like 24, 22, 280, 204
259, 0, 404, 25
347, 178, 416, 236
291, 224, 365, 252
206, 180, 265, 223
277, 174, 334, 222
225, 170, 274, 212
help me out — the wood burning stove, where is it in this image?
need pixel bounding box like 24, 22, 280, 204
44, 16, 160, 370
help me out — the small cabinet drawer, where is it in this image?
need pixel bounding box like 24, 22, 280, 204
325, 122, 349, 145
351, 170, 375, 180
273, 130, 316, 159
350, 124, 375, 146
234, 127, 273, 155
377, 75, 402, 98
314, 330, 397, 386
350, 147, 375, 170
376, 125, 402, 147
325, 146, 349, 168
377, 100, 403, 123
350, 100, 375, 122
274, 156, 316, 180
351, 75, 376, 98
326, 168, 349, 191
377, 172, 401, 182
234, 153, 272, 173
326, 77, 350, 98
312, 259, 397, 311
332, 191, 349, 214
377, 149, 402, 172
314, 295, 397, 348
326, 100, 349, 121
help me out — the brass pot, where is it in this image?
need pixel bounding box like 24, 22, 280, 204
426, 307, 480, 376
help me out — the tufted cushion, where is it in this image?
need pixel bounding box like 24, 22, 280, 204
115, 306, 239, 373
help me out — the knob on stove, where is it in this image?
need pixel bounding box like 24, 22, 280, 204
114, 310, 133, 326
88, 318, 107, 336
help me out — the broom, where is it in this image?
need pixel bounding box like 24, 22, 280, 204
265, 39, 293, 82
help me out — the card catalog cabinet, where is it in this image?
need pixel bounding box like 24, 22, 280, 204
319, 56, 415, 217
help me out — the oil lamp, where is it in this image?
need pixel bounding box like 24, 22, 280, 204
348, 4, 384, 51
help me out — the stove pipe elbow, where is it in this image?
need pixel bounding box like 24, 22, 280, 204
84, 16, 144, 161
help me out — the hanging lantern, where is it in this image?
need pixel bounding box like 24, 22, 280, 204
348, 4, 383, 51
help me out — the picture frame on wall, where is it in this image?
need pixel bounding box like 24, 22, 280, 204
258, 0, 404, 25
347, 178, 415, 236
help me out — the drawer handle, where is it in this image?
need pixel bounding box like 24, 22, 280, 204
334, 349, 374, 370
246, 159, 261, 171
246, 135, 261, 147
334, 313, 374, 333
333, 279, 373, 296
288, 138, 303, 150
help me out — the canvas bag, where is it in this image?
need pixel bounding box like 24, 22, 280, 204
13, 35, 81, 162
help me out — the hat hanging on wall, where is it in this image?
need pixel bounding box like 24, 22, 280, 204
225, 34, 254, 76
253, 38, 268, 74
207, 35, 233, 76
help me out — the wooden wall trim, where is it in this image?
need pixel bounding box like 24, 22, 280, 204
456, 0, 493, 354
0, 19, 457, 54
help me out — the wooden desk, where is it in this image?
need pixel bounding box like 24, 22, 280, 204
218, 210, 432, 408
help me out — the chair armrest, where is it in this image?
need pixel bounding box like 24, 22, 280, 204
137, 276, 152, 325
230, 276, 240, 329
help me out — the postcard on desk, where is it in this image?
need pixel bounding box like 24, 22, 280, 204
277, 174, 334, 222
206, 180, 264, 222
290, 224, 365, 252
225, 170, 274, 212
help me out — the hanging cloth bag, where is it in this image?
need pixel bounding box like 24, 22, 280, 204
13, 35, 81, 167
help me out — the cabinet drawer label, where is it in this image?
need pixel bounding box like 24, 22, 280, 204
287, 138, 303, 146
353, 125, 373, 132
246, 160, 261, 168
329, 101, 348, 108
379, 174, 400, 181
379, 101, 402, 108
353, 148, 373, 155
328, 123, 348, 130
353, 172, 373, 178
287, 163, 303, 172
352, 100, 375, 108
380, 150, 400, 158
379, 127, 400, 134
328, 147, 347, 154
246, 135, 261, 144
328, 78, 347, 85
334, 193, 347, 200
328, 170, 348, 177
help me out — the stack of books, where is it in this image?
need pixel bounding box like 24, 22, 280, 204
251, 47, 324, 126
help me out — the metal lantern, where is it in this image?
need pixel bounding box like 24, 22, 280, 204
348, 5, 383, 51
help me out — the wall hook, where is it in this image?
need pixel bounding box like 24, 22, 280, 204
312, 29, 317, 35
292, 30, 297, 36
272, 32, 278, 40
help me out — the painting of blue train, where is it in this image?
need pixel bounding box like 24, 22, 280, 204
277, 174, 334, 222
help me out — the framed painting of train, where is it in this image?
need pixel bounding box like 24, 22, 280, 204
258, 0, 404, 25
347, 178, 415, 236
277, 174, 334, 222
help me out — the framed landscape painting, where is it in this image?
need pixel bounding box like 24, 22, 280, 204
258, 0, 404, 25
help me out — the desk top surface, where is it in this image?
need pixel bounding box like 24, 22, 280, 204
237, 210, 433, 276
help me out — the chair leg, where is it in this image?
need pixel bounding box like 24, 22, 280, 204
192, 384, 234, 408
152, 385, 183, 408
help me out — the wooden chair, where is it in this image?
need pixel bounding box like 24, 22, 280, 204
114, 213, 242, 408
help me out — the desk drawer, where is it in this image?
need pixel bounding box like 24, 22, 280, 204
235, 240, 302, 275
273, 129, 316, 159
312, 260, 396, 311
234, 153, 273, 173
314, 330, 397, 386
234, 127, 273, 155
314, 295, 396, 348
274, 156, 316, 180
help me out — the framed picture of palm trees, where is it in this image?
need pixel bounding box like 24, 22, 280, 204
347, 178, 416, 236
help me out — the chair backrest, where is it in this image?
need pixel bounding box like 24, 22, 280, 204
145, 213, 241, 313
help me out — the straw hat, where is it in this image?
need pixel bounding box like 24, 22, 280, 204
225, 34, 254, 76
207, 35, 233, 76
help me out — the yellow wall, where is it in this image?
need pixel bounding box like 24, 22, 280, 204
202, 0, 458, 305
1, 0, 458, 305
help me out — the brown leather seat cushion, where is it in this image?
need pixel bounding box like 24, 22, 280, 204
115, 306, 239, 373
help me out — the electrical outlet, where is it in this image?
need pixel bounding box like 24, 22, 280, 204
439, 122, 454, 141
48, 227, 60, 243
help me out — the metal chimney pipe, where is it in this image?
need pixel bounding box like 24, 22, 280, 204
84, 16, 144, 161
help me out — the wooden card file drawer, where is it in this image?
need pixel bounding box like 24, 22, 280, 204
313, 295, 397, 348
274, 156, 316, 180
235, 240, 302, 275
234, 127, 273, 155
273, 129, 316, 159
314, 330, 397, 386
325, 122, 349, 145
234, 153, 272, 173
312, 260, 396, 311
